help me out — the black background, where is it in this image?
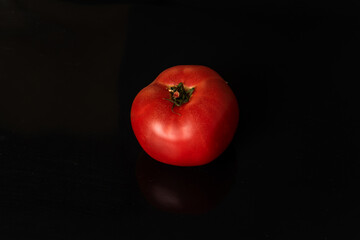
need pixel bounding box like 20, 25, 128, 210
1, 0, 359, 239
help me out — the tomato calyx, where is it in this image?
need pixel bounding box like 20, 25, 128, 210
163, 82, 195, 114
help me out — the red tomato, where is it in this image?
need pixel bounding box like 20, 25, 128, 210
131, 65, 239, 166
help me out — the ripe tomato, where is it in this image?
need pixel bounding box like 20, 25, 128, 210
131, 65, 239, 166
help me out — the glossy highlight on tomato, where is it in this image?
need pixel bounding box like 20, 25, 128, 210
131, 65, 239, 166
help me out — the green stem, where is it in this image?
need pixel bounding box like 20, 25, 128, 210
163, 82, 195, 114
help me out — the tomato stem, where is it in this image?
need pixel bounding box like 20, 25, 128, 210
163, 82, 195, 114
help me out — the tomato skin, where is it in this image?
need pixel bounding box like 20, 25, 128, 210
131, 65, 239, 166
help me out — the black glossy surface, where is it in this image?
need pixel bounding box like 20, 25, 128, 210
1, 1, 359, 239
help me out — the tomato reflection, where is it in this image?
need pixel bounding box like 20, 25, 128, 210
135, 148, 237, 215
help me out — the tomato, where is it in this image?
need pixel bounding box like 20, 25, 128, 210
131, 65, 239, 166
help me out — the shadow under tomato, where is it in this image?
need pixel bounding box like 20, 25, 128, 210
135, 145, 237, 215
